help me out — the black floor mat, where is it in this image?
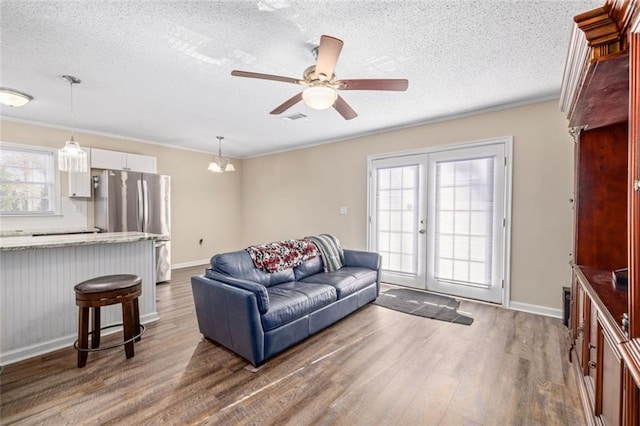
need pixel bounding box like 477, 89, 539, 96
373, 287, 474, 325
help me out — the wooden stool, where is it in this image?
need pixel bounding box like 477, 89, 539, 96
74, 274, 145, 368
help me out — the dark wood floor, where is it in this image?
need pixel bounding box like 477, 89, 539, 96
1, 266, 584, 425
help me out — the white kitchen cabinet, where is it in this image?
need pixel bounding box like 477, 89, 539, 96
125, 152, 157, 173
91, 148, 156, 173
91, 148, 125, 170
68, 148, 92, 198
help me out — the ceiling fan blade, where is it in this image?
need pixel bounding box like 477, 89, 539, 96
270, 92, 304, 115
231, 70, 301, 85
333, 95, 358, 120
315, 35, 343, 80
338, 79, 409, 91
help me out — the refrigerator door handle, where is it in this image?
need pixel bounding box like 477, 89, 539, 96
137, 179, 144, 231
143, 179, 149, 231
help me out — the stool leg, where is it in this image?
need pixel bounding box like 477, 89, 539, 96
91, 306, 101, 349
122, 300, 135, 359
77, 306, 89, 368
133, 297, 141, 342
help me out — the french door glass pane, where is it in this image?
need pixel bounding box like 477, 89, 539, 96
376, 165, 419, 274
434, 157, 494, 287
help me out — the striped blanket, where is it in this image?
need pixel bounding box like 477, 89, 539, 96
305, 234, 345, 272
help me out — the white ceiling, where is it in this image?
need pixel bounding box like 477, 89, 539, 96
0, 0, 600, 158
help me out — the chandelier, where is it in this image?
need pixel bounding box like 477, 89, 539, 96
208, 136, 235, 173
58, 75, 87, 173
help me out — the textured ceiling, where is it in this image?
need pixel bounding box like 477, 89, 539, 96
0, 0, 601, 158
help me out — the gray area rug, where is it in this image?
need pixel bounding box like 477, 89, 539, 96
373, 288, 474, 325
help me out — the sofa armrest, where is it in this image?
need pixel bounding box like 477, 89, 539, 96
344, 249, 382, 296
205, 269, 269, 314
344, 249, 381, 271
191, 275, 265, 366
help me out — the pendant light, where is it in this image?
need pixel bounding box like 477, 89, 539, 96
58, 75, 87, 173
208, 136, 235, 173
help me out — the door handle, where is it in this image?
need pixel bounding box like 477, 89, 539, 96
142, 180, 149, 231
137, 180, 144, 231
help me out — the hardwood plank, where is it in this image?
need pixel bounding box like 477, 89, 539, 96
0, 266, 584, 425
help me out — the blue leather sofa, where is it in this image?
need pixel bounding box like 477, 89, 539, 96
191, 247, 381, 366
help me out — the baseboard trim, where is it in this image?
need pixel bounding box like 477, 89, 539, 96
172, 259, 209, 270
508, 301, 562, 319
0, 313, 159, 366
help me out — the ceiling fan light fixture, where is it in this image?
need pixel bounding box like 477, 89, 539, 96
302, 86, 337, 110
0, 87, 33, 107
231, 35, 407, 120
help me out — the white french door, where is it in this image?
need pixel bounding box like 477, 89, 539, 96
425, 144, 506, 304
369, 139, 510, 304
370, 155, 428, 288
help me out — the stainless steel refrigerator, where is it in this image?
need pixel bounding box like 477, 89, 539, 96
93, 170, 171, 282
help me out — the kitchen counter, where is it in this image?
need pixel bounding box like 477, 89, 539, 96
0, 227, 100, 237
0, 231, 159, 365
0, 231, 160, 251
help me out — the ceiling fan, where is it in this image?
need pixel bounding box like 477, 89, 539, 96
231, 35, 409, 120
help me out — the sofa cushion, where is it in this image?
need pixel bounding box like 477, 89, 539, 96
262, 282, 337, 331
300, 267, 377, 299
293, 256, 324, 281
211, 250, 295, 287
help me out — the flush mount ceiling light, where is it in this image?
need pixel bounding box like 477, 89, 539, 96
302, 86, 337, 110
208, 136, 235, 173
58, 75, 87, 173
0, 87, 33, 107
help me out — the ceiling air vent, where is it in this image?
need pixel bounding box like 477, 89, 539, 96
282, 112, 307, 121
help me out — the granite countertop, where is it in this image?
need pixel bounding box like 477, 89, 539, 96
0, 227, 100, 237
0, 231, 160, 252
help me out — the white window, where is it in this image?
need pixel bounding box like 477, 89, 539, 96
0, 143, 58, 215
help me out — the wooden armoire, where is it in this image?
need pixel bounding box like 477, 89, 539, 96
560, 1, 640, 424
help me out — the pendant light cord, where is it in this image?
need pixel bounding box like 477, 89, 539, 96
62, 75, 80, 141
69, 79, 75, 140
